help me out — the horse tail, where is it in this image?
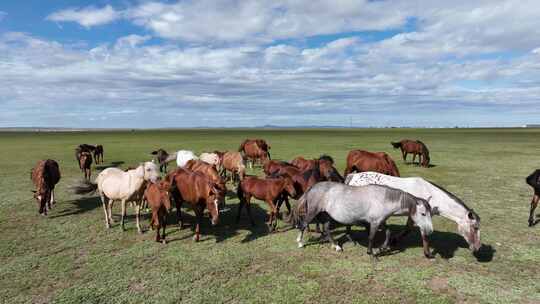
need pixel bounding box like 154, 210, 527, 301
238, 140, 247, 152
72, 179, 98, 195
385, 155, 400, 177
287, 192, 308, 227
526, 170, 540, 188
391, 141, 402, 149
236, 182, 245, 203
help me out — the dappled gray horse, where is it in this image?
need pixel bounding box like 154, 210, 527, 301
291, 182, 435, 258
346, 172, 481, 252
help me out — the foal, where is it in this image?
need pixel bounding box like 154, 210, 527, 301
236, 176, 296, 230
144, 180, 173, 243
79, 151, 92, 180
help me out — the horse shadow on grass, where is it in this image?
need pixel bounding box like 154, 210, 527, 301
51, 196, 102, 218
95, 161, 125, 171
404, 161, 437, 168
162, 201, 273, 244
301, 223, 495, 262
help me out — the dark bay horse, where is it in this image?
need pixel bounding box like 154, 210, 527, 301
151, 149, 170, 173
79, 151, 93, 180
94, 145, 104, 164
144, 180, 173, 243
526, 169, 540, 226
168, 168, 220, 241
236, 176, 296, 230
239, 139, 271, 168
290, 182, 434, 258
75, 144, 96, 169
391, 139, 430, 167
291, 155, 343, 182
344, 150, 400, 177
31, 159, 61, 215
263, 160, 297, 177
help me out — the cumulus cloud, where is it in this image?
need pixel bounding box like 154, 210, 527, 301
46, 5, 119, 28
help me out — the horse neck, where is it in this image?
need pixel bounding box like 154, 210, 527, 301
127, 167, 146, 192
429, 186, 469, 222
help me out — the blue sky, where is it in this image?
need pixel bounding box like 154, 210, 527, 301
1, 0, 540, 128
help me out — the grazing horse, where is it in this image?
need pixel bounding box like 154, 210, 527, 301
185, 159, 226, 207
93, 145, 104, 164
237, 176, 296, 230
263, 160, 297, 177
79, 151, 93, 180
346, 172, 481, 253
74, 162, 160, 233
344, 150, 400, 177
75, 144, 96, 169
199, 152, 221, 168
239, 139, 271, 168
526, 169, 540, 226
31, 159, 61, 215
151, 149, 169, 173
176, 150, 198, 167
291, 155, 343, 182
290, 182, 434, 258
220, 151, 246, 183
391, 139, 430, 167
144, 180, 173, 244
168, 168, 220, 242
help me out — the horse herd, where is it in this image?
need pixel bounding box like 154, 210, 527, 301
29, 138, 539, 259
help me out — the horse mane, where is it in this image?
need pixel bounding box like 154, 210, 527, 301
391, 141, 402, 149
318, 154, 334, 164
428, 181, 479, 220
383, 154, 400, 177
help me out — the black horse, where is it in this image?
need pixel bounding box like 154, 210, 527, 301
526, 169, 540, 226
151, 149, 170, 173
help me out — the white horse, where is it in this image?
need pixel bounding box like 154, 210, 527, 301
199, 152, 220, 168
176, 150, 198, 167
74, 162, 160, 233
345, 172, 481, 252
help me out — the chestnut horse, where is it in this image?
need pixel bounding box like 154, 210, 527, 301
391, 139, 430, 167
344, 150, 400, 177
236, 176, 296, 230
185, 159, 226, 208
144, 180, 173, 243
239, 139, 271, 168
526, 169, 540, 226
31, 159, 61, 215
75, 144, 95, 170
291, 155, 343, 182
263, 160, 297, 177
168, 168, 220, 241
79, 151, 92, 180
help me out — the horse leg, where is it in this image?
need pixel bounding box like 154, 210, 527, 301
176, 198, 183, 229
193, 205, 203, 242
402, 149, 406, 161
390, 217, 413, 245
323, 221, 342, 252
266, 199, 277, 231
135, 202, 142, 234
529, 194, 539, 226
51, 189, 56, 205
412, 153, 416, 164
245, 199, 255, 226
161, 213, 167, 244
378, 223, 392, 255
367, 221, 380, 256
236, 198, 245, 224
100, 193, 110, 229
283, 195, 291, 216
346, 225, 357, 245
121, 199, 127, 231
107, 199, 115, 225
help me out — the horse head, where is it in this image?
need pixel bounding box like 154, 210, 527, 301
409, 196, 433, 237
141, 161, 160, 183
206, 183, 220, 226
458, 210, 481, 252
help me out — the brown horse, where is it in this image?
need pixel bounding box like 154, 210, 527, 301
263, 160, 297, 176
344, 150, 400, 177
239, 139, 271, 168
151, 149, 170, 173
144, 180, 173, 243
168, 168, 220, 241
94, 145, 104, 164
236, 176, 296, 230
31, 159, 61, 215
75, 144, 95, 169
527, 169, 540, 226
79, 151, 92, 180
391, 139, 430, 167
185, 159, 227, 207
220, 151, 246, 183
291, 155, 343, 182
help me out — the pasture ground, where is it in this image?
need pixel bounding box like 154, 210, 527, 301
1, 128, 539, 304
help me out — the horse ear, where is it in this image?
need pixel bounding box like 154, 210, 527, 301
426, 196, 432, 202
31, 190, 36, 193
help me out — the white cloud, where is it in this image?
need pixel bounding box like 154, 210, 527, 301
46, 5, 119, 28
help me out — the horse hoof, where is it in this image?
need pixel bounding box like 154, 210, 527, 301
334, 245, 343, 252
192, 235, 199, 242
298, 242, 304, 248
528, 220, 534, 227
424, 252, 435, 259
161, 240, 167, 245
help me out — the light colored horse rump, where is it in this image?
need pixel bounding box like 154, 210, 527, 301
200, 152, 220, 167
97, 162, 160, 232
345, 171, 481, 251
176, 150, 198, 167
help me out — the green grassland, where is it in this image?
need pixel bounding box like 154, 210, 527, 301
1, 128, 540, 303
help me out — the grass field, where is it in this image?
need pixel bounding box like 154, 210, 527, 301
1, 128, 540, 304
